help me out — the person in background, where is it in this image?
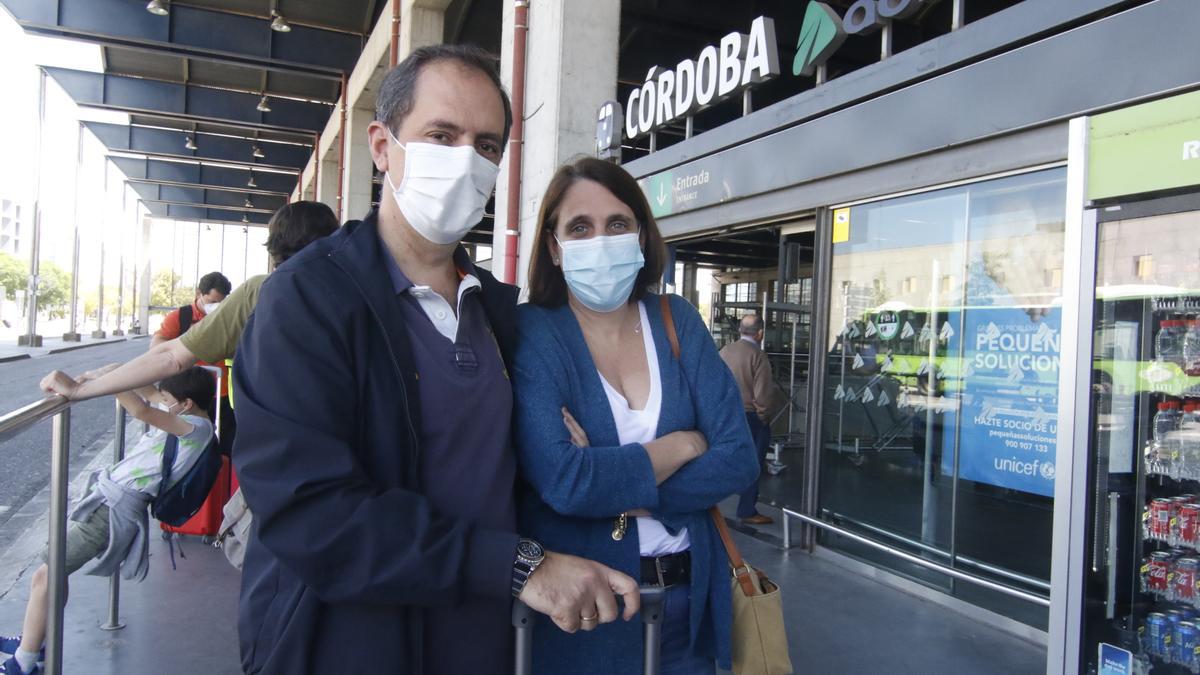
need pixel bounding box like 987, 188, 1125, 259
1, 367, 216, 675
153, 271, 233, 453
230, 45, 639, 675
720, 313, 787, 525
38, 202, 339, 407
513, 157, 759, 674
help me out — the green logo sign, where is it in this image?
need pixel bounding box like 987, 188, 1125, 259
1088, 89, 1200, 201
793, 1, 848, 77
644, 171, 674, 218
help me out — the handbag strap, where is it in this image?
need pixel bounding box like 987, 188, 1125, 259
658, 295, 760, 598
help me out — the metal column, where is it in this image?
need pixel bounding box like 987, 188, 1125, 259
44, 409, 71, 675
100, 401, 127, 631
19, 69, 47, 348
64, 123, 84, 341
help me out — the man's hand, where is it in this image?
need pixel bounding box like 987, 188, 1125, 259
518, 551, 640, 634
79, 363, 120, 383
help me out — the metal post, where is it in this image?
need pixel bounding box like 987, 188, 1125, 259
684, 116, 694, 139
742, 89, 753, 117
951, 0, 966, 30
20, 70, 47, 348
920, 259, 940, 547
242, 227, 248, 280
113, 190, 126, 336
44, 408, 71, 675
648, 132, 657, 153
881, 22, 893, 60
512, 600, 535, 675
92, 165, 108, 339
816, 64, 828, 86
64, 123, 84, 341
194, 221, 201, 286
101, 402, 127, 631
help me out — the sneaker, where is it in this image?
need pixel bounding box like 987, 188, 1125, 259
0, 655, 39, 675
0, 640, 41, 664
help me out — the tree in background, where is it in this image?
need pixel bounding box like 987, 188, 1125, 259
151, 269, 192, 308
37, 261, 72, 319
0, 250, 25, 300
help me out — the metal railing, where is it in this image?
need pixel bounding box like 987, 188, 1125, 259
780, 508, 1051, 608
0, 396, 130, 675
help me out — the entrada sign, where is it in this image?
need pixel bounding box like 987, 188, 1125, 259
622, 16, 779, 140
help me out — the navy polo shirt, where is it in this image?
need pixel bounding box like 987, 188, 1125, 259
382, 244, 516, 675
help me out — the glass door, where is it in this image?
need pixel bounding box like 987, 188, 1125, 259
1083, 197, 1200, 675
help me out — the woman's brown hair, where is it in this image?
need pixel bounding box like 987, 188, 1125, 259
526, 157, 666, 307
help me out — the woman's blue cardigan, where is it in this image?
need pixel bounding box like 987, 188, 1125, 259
512, 293, 760, 674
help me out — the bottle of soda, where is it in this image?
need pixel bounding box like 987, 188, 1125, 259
1155, 401, 1182, 477
1186, 320, 1200, 376
1184, 402, 1200, 481
1157, 319, 1175, 362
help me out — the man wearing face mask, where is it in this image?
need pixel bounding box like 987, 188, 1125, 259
153, 270, 234, 455
230, 45, 641, 675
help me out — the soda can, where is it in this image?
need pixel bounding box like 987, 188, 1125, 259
1175, 558, 1200, 603
1153, 498, 1176, 541
1181, 504, 1200, 549
1178, 621, 1200, 669
1145, 612, 1172, 659
1146, 551, 1176, 596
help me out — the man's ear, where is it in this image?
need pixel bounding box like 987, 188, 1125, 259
368, 120, 393, 174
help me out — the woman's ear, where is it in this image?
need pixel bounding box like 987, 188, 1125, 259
546, 233, 561, 265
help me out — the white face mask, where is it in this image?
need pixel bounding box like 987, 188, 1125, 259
201, 302, 221, 315
385, 131, 500, 245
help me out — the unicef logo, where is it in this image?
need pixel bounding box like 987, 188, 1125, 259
1040, 461, 1056, 480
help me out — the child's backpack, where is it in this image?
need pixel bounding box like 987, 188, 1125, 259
151, 432, 223, 528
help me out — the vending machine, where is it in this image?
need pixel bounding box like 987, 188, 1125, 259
1050, 91, 1200, 675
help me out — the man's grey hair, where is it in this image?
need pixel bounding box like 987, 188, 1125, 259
375, 44, 513, 146
739, 314, 764, 336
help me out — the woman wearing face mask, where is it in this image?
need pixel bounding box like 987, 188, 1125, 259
512, 157, 759, 674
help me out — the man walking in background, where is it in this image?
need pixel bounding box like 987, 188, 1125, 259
720, 313, 786, 525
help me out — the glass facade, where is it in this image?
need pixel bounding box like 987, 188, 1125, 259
817, 168, 1068, 626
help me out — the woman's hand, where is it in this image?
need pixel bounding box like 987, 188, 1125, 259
563, 407, 590, 448
644, 430, 708, 484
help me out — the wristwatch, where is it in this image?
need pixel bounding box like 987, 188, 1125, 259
511, 538, 546, 598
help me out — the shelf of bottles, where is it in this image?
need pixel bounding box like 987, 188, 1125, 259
1138, 297, 1200, 674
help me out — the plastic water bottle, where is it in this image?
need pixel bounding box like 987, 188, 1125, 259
1159, 319, 1184, 365
1184, 402, 1200, 481
1154, 401, 1182, 477
1185, 320, 1200, 376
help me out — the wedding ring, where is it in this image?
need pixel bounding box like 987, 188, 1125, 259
581, 614, 598, 622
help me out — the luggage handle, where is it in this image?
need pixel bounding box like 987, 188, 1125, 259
513, 585, 666, 675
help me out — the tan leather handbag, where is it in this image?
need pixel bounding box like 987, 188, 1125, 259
658, 295, 794, 675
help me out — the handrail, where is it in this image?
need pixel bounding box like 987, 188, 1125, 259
0, 393, 128, 675
782, 508, 1051, 608
0, 395, 70, 444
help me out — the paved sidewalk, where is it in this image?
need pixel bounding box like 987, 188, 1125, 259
0, 333, 149, 364
0, 501, 1046, 675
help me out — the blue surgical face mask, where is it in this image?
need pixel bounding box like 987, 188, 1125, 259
556, 233, 645, 313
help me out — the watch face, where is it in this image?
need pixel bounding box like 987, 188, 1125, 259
517, 539, 544, 561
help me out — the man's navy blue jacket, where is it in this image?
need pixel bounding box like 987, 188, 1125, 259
232, 213, 520, 674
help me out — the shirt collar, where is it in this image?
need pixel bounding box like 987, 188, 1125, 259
379, 234, 481, 296
739, 335, 760, 347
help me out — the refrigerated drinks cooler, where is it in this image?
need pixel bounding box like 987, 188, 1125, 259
1054, 91, 1200, 675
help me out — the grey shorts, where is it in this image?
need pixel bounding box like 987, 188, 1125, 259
40, 504, 111, 575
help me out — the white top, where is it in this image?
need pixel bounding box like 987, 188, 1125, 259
405, 272, 482, 342
598, 302, 690, 557
106, 415, 214, 496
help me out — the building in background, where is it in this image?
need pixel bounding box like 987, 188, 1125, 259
1, 197, 20, 256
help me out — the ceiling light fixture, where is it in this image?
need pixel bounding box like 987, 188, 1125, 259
242, 215, 250, 224
270, 10, 292, 33
256, 95, 271, 113
146, 0, 169, 16
252, 145, 265, 159
184, 135, 197, 151
247, 172, 257, 188
244, 197, 254, 208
